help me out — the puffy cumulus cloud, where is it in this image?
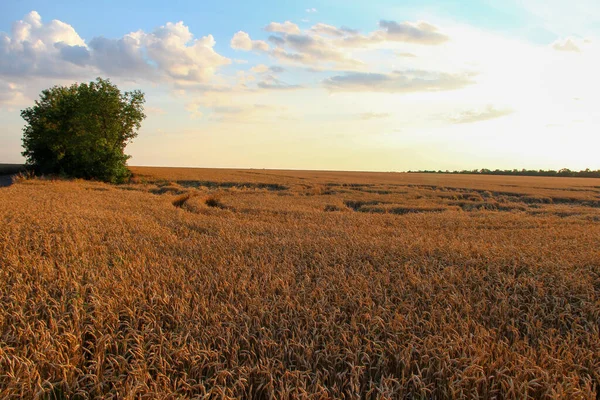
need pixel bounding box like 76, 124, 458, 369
230, 31, 270, 52
449, 105, 514, 124
1, 11, 230, 85
141, 22, 230, 82
264, 21, 301, 35
323, 71, 475, 93
55, 42, 90, 66
11, 11, 84, 46
88, 32, 151, 77
552, 38, 581, 52
0, 11, 88, 77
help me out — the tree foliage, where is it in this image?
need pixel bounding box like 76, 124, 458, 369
21, 78, 145, 183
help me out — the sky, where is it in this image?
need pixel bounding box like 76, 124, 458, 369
1, 0, 599, 171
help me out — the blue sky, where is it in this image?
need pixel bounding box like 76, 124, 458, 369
1, 0, 599, 170
0, 0, 552, 45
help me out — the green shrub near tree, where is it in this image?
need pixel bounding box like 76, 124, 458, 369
21, 78, 145, 183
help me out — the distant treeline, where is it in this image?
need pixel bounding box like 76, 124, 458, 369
0, 164, 25, 175
408, 168, 600, 178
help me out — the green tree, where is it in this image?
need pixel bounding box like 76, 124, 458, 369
21, 78, 145, 183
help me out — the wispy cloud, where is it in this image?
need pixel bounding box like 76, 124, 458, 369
449, 105, 514, 124
379, 20, 449, 45
324, 71, 475, 93
185, 102, 204, 119
264, 21, 301, 34
0, 81, 26, 106
257, 81, 302, 90
359, 112, 392, 120
551, 38, 581, 52
231, 19, 450, 70
335, 20, 449, 47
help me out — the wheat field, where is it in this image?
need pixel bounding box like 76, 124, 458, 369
1, 167, 599, 399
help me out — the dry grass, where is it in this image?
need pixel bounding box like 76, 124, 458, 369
1, 167, 599, 399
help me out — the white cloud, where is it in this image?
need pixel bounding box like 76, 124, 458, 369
145, 106, 167, 115
0, 11, 88, 78
306, 8, 318, 13
552, 38, 581, 52
0, 80, 27, 106
250, 64, 270, 73
186, 94, 288, 123
257, 19, 449, 70
231, 31, 270, 52
4, 8, 600, 170
270, 33, 362, 68
143, 22, 230, 82
334, 20, 449, 48
257, 76, 302, 90
379, 20, 449, 45
12, 11, 84, 46
236, 70, 255, 86
185, 102, 203, 119
0, 11, 231, 85
324, 71, 475, 93
246, 65, 295, 90
250, 64, 284, 74
88, 32, 151, 77
310, 23, 347, 37
264, 21, 301, 35
359, 112, 391, 120
449, 105, 514, 124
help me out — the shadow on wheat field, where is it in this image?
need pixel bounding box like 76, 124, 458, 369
0, 176, 12, 187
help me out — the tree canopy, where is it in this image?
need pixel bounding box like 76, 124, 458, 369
21, 78, 145, 183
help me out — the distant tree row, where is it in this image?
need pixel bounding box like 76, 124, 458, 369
408, 168, 600, 178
